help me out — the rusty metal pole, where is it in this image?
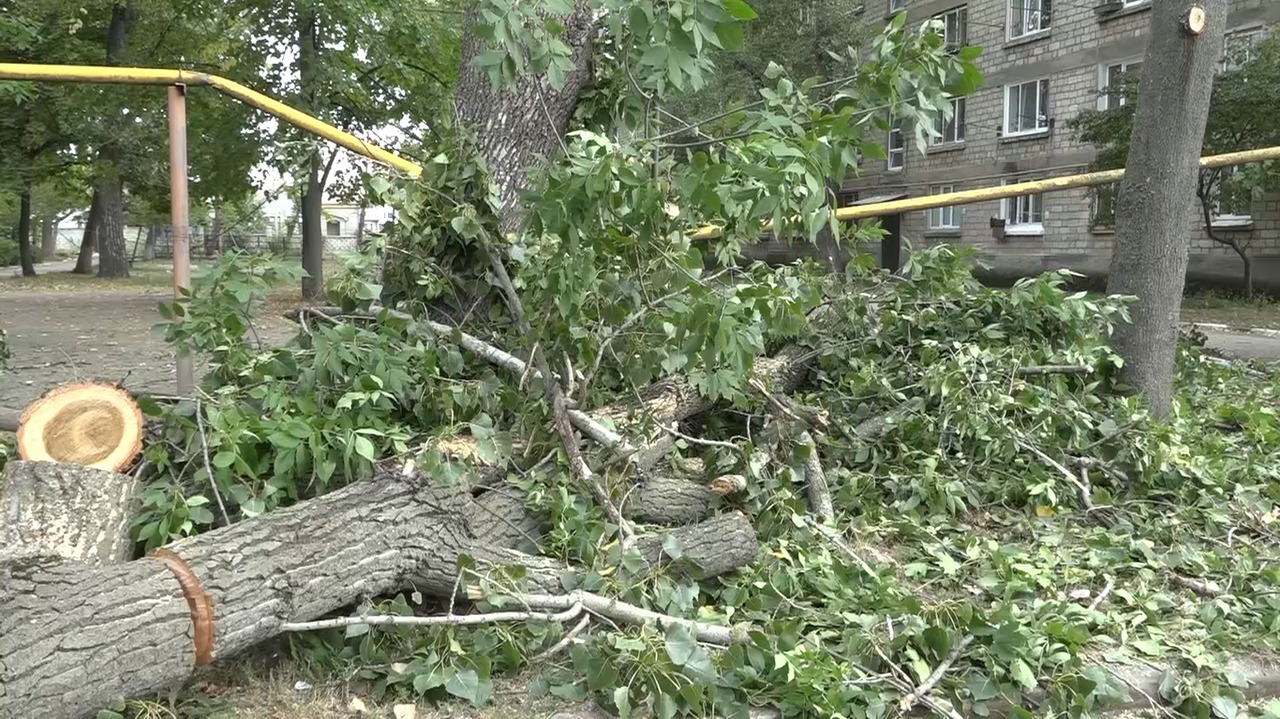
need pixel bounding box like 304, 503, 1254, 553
168, 84, 194, 395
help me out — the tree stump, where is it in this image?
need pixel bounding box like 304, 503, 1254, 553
16, 382, 143, 472
0, 460, 144, 565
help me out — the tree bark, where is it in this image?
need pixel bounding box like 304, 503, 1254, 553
1106, 0, 1228, 417
0, 472, 755, 719
298, 5, 325, 300
74, 190, 101, 274
143, 221, 158, 260
17, 182, 36, 277
93, 0, 135, 279
40, 215, 56, 261
453, 0, 600, 234
622, 474, 717, 525
355, 200, 367, 250
206, 199, 223, 257
0, 460, 143, 565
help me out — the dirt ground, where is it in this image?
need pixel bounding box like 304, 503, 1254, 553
0, 264, 297, 412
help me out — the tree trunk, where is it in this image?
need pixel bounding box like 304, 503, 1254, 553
0, 461, 143, 565
1105, 0, 1228, 417
206, 199, 224, 257
0, 470, 755, 719
298, 5, 325, 300
94, 0, 135, 279
453, 0, 600, 234
143, 221, 158, 260
40, 215, 56, 260
96, 176, 129, 278
73, 190, 101, 274
355, 200, 367, 250
17, 182, 36, 277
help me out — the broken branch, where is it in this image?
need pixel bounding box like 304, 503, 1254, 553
281, 603, 584, 632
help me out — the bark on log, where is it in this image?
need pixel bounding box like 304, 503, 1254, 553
0, 460, 143, 565
0, 474, 756, 718
623, 474, 717, 525
0, 406, 18, 432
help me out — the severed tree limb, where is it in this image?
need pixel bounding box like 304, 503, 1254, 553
535, 613, 592, 660
899, 634, 975, 713
281, 603, 585, 632
0, 406, 19, 432
797, 430, 834, 521
1015, 364, 1094, 377
485, 592, 748, 645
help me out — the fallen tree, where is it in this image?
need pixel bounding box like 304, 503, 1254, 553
0, 461, 757, 718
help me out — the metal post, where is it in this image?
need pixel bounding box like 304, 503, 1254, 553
881, 212, 902, 273
168, 84, 194, 395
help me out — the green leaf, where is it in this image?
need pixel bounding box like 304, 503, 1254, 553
353, 435, 377, 462
721, 0, 757, 20
968, 673, 1000, 701
345, 622, 370, 638
445, 667, 483, 704
614, 686, 631, 718
1011, 659, 1036, 690
664, 623, 697, 665
1211, 696, 1240, 719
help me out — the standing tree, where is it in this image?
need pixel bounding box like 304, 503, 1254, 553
1105, 2, 1228, 416
1071, 33, 1280, 299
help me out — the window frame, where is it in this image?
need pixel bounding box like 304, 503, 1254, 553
1001, 179, 1045, 236
887, 124, 905, 171
1002, 78, 1050, 138
1089, 182, 1119, 231
927, 185, 961, 230
1099, 59, 1142, 111
930, 97, 966, 146
889, 0, 907, 14
1007, 0, 1050, 40
937, 5, 968, 52
1211, 166, 1255, 226
1220, 25, 1267, 73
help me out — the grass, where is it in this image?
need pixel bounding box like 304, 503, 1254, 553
0, 260, 183, 293
1180, 290, 1280, 330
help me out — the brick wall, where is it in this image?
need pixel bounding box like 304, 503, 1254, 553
839, 0, 1280, 289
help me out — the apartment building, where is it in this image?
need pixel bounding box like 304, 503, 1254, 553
841, 0, 1280, 289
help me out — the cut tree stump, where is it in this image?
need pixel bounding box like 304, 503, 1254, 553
0, 460, 144, 565
0, 472, 757, 719
16, 382, 143, 472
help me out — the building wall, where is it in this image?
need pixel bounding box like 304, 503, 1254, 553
841, 0, 1280, 290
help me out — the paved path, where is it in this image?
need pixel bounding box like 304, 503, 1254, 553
1200, 328, 1280, 362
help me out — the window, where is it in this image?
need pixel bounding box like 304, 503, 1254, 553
927, 185, 961, 230
1009, 0, 1050, 39
1090, 182, 1119, 230
1002, 179, 1044, 235
1003, 79, 1050, 136
937, 6, 968, 52
1212, 166, 1254, 224
931, 97, 966, 146
326, 219, 342, 236
1100, 60, 1142, 110
887, 124, 905, 170
889, 0, 906, 13
1221, 26, 1267, 72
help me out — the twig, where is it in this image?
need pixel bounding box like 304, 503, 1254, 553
534, 614, 591, 661
797, 430, 834, 522
281, 603, 584, 632
1014, 364, 1094, 377
488, 592, 748, 645
900, 634, 975, 713
748, 378, 829, 430
656, 421, 744, 455
805, 517, 876, 577
1169, 574, 1221, 599
1088, 576, 1116, 612
194, 398, 232, 527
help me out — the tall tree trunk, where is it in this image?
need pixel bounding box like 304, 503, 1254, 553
39, 216, 56, 260
94, 1, 135, 279
73, 190, 102, 275
452, 1, 599, 235
207, 199, 223, 257
298, 5, 325, 300
1105, 1, 1228, 417
355, 200, 367, 250
17, 183, 36, 277
143, 221, 157, 260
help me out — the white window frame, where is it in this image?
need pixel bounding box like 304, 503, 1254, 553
1007, 0, 1050, 40
1001, 179, 1044, 236
930, 97, 966, 146
927, 185, 961, 230
1099, 59, 1142, 110
887, 124, 905, 171
1212, 166, 1254, 226
889, 0, 906, 13
1090, 182, 1119, 230
1220, 26, 1267, 73
1121, 0, 1149, 7
937, 5, 967, 52
1003, 79, 1050, 137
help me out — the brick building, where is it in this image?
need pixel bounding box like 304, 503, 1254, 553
838, 0, 1280, 290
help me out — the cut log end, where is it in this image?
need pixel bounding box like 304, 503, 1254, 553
16, 382, 143, 472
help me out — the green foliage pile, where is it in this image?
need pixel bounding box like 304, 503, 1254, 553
120, 10, 1280, 719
